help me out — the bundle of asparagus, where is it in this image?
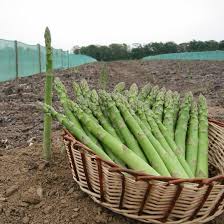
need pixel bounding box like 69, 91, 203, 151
41, 78, 209, 178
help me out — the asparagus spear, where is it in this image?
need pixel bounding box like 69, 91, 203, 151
128, 83, 139, 110
173, 91, 180, 128
82, 125, 102, 147
54, 78, 83, 131
196, 95, 208, 178
80, 79, 91, 98
186, 102, 199, 175
99, 91, 147, 162
152, 87, 166, 121
42, 103, 111, 161
98, 91, 126, 143
114, 94, 190, 177
75, 101, 102, 148
98, 96, 110, 119
132, 113, 152, 140
143, 108, 189, 178
163, 90, 175, 139
152, 114, 194, 178
43, 27, 53, 161
73, 81, 82, 99
146, 85, 159, 108
54, 79, 102, 148
138, 83, 151, 101
174, 92, 193, 157
117, 95, 152, 138
75, 95, 99, 124
69, 102, 159, 176
54, 77, 67, 93
123, 90, 129, 98
134, 101, 151, 131
88, 90, 126, 166
67, 95, 121, 164
128, 83, 138, 97
89, 90, 120, 139
113, 82, 126, 93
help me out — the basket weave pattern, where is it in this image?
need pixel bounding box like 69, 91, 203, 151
63, 120, 224, 224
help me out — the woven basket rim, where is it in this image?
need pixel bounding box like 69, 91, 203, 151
63, 118, 224, 185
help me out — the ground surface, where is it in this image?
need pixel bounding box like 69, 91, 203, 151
0, 60, 224, 224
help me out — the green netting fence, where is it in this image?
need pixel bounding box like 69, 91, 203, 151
0, 39, 96, 82
143, 51, 224, 61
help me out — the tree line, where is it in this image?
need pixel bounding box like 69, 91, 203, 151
73, 40, 224, 61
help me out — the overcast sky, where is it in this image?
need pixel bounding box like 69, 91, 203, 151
0, 0, 223, 51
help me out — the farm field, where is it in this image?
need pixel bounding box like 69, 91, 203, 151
0, 60, 224, 224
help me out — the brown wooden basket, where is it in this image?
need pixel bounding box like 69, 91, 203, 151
63, 119, 224, 224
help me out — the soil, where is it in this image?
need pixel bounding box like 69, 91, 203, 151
0, 60, 224, 224
0, 131, 139, 224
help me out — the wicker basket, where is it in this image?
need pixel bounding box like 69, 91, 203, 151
63, 119, 224, 224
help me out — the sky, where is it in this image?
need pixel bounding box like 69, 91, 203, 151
0, 0, 223, 51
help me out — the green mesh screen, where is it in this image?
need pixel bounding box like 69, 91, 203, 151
18, 42, 40, 77
69, 54, 97, 67
143, 51, 224, 61
52, 49, 60, 69
0, 39, 16, 82
62, 51, 69, 69
0, 39, 96, 82
40, 46, 46, 72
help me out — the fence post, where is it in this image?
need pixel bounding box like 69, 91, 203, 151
14, 40, 19, 79
67, 50, 69, 68
61, 49, 63, 69
37, 44, 42, 73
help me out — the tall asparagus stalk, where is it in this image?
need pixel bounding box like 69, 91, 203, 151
196, 95, 208, 178
186, 102, 199, 175
43, 27, 53, 161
